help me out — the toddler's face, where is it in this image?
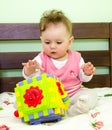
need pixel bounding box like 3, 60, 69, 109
40, 23, 73, 61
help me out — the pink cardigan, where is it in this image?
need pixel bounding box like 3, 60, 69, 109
39, 50, 82, 97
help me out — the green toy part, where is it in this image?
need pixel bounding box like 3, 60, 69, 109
14, 73, 70, 123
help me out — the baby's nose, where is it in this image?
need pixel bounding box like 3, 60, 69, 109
50, 43, 56, 48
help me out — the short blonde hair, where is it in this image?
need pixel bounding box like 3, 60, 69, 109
39, 9, 72, 36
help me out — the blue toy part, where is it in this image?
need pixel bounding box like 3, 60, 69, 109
14, 73, 70, 124
29, 114, 62, 125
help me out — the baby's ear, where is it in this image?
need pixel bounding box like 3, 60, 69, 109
70, 36, 74, 42
69, 36, 74, 46
40, 36, 42, 40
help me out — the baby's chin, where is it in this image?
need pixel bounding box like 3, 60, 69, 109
47, 52, 68, 61
48, 52, 59, 59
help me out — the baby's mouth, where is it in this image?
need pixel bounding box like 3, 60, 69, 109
51, 51, 56, 54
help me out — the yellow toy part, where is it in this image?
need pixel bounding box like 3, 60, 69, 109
14, 73, 70, 124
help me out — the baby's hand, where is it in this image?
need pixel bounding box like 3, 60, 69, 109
22, 60, 44, 76
81, 62, 95, 76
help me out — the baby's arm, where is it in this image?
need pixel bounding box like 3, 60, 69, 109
81, 62, 95, 76
22, 60, 44, 77
79, 58, 95, 82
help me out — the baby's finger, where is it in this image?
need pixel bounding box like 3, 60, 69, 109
22, 62, 26, 66
34, 60, 45, 71
92, 67, 96, 74
38, 64, 45, 71
28, 60, 34, 66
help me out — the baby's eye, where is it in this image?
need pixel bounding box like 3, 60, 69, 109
45, 42, 50, 44
57, 42, 62, 44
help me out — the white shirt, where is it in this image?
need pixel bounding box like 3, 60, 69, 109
22, 54, 93, 82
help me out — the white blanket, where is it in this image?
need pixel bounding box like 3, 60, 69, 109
0, 87, 112, 130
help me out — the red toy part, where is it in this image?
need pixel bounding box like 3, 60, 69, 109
56, 82, 64, 95
24, 86, 43, 107
14, 110, 19, 117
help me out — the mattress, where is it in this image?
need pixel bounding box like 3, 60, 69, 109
0, 87, 112, 130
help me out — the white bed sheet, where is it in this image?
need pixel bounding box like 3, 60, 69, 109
0, 87, 112, 130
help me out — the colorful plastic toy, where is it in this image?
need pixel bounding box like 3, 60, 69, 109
14, 73, 70, 124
